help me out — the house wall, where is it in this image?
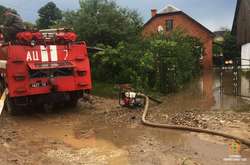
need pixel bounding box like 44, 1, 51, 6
234, 0, 250, 46
142, 14, 213, 69
241, 43, 250, 69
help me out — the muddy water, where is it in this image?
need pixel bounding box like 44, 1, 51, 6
209, 70, 250, 110
8, 111, 244, 165
155, 70, 250, 115
1, 70, 250, 164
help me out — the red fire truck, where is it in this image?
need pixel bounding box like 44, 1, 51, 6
0, 29, 92, 114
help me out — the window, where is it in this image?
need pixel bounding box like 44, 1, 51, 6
166, 20, 173, 31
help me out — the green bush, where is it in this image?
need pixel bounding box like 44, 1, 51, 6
92, 30, 203, 94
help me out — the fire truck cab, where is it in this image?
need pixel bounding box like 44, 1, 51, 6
0, 29, 92, 114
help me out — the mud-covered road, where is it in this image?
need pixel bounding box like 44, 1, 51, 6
1, 71, 250, 165
0, 96, 250, 165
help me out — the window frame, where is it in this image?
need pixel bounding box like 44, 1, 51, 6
166, 19, 174, 31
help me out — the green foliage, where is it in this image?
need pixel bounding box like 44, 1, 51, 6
23, 21, 36, 30
36, 2, 62, 29
58, 0, 143, 46
0, 5, 19, 24
0, 5, 6, 24
92, 42, 142, 84
223, 31, 240, 59
213, 43, 223, 56
146, 31, 202, 93
52, 11, 77, 29
91, 82, 118, 98
93, 30, 202, 93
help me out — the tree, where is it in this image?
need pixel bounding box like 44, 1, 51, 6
0, 6, 19, 23
23, 21, 36, 30
36, 2, 62, 29
0, 5, 19, 26
65, 0, 143, 46
0, 5, 6, 24
223, 31, 240, 59
51, 10, 77, 29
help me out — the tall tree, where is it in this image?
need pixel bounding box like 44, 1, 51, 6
67, 0, 143, 46
36, 2, 62, 29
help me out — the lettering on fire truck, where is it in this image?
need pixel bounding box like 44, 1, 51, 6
26, 51, 39, 61
26, 45, 61, 62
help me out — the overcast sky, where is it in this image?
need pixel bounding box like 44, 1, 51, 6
0, 0, 237, 31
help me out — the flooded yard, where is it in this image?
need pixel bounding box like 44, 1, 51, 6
1, 70, 250, 165
157, 70, 250, 114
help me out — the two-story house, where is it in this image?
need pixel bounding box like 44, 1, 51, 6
142, 5, 214, 69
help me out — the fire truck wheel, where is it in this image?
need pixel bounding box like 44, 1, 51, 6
66, 94, 79, 107
6, 98, 22, 115
67, 98, 78, 107
0, 77, 5, 93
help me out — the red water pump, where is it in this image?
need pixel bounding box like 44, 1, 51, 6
118, 84, 145, 108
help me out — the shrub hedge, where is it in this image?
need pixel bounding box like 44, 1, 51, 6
92, 30, 203, 93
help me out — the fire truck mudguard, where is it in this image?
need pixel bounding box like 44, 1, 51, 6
0, 29, 92, 114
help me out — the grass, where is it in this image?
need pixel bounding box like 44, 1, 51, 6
91, 81, 164, 102
91, 81, 119, 98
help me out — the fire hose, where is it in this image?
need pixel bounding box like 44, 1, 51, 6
0, 88, 7, 115
138, 93, 250, 147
